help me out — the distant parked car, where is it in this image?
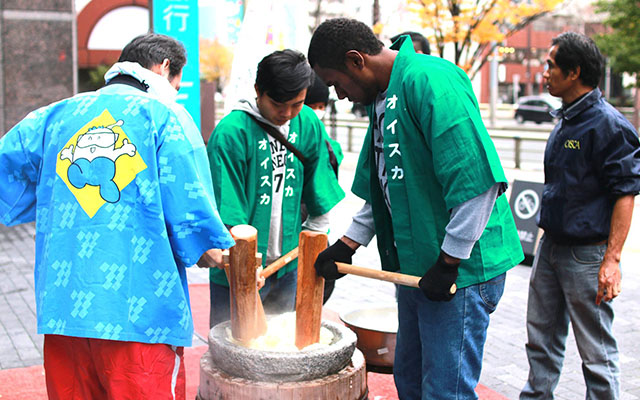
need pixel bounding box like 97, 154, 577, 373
514, 95, 562, 124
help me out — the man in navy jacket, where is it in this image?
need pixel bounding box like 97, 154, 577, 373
521, 32, 640, 400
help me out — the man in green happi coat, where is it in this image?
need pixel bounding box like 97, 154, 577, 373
206, 49, 345, 328
309, 19, 523, 399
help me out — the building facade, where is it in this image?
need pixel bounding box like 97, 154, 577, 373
478, 3, 626, 105
0, 0, 75, 135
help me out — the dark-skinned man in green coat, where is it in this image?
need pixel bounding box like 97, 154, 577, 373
309, 18, 523, 399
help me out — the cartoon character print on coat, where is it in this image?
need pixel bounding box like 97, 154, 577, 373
60, 120, 136, 203
56, 109, 147, 218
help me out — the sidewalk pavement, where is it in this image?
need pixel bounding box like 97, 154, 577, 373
1, 151, 639, 399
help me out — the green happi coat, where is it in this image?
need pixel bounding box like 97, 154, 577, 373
208, 105, 345, 286
352, 36, 523, 288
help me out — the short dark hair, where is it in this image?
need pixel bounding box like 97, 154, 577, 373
308, 18, 384, 70
119, 33, 186, 80
255, 49, 314, 103
390, 31, 430, 55
551, 32, 604, 88
304, 73, 329, 105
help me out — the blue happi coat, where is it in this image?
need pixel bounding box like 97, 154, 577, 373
0, 81, 234, 347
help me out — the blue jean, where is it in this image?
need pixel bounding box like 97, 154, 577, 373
394, 273, 506, 400
209, 269, 298, 328
520, 236, 619, 400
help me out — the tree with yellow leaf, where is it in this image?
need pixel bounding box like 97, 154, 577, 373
200, 39, 234, 88
405, 0, 563, 79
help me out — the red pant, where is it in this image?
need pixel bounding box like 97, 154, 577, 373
44, 335, 185, 400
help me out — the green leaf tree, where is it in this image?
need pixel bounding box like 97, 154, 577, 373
595, 0, 640, 81
594, 0, 640, 128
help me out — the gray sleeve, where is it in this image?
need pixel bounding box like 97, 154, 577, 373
344, 202, 376, 246
302, 210, 331, 233
441, 183, 501, 259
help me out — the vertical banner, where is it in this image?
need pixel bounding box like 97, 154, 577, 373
198, 0, 244, 45
223, 0, 310, 113
152, 0, 201, 129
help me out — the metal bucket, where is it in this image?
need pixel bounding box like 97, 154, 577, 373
340, 305, 398, 368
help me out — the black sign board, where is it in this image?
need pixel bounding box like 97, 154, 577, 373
508, 180, 544, 259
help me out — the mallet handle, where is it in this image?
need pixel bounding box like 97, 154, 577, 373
335, 262, 457, 294
260, 247, 299, 279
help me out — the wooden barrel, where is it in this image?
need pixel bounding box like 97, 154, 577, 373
198, 348, 368, 400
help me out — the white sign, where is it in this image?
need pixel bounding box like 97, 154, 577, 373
514, 189, 540, 220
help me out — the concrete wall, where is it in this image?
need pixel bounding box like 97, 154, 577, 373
0, 1, 75, 136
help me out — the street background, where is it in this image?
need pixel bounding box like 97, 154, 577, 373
2, 1, 639, 398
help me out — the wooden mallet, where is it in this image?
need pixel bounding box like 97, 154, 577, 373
225, 225, 267, 344
294, 231, 328, 349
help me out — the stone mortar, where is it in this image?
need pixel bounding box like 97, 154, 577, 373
208, 319, 357, 382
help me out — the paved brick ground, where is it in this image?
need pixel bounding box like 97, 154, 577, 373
323, 153, 640, 399
1, 151, 639, 399
0, 222, 41, 370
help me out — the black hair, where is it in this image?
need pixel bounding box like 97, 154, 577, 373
551, 32, 604, 88
304, 73, 329, 105
308, 18, 384, 70
390, 31, 430, 55
118, 33, 186, 80
255, 49, 314, 103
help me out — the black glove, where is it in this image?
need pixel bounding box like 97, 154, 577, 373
314, 240, 355, 280
418, 253, 460, 301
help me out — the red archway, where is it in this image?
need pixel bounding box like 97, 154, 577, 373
77, 0, 149, 68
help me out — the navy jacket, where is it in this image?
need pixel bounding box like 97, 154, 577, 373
538, 88, 640, 244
